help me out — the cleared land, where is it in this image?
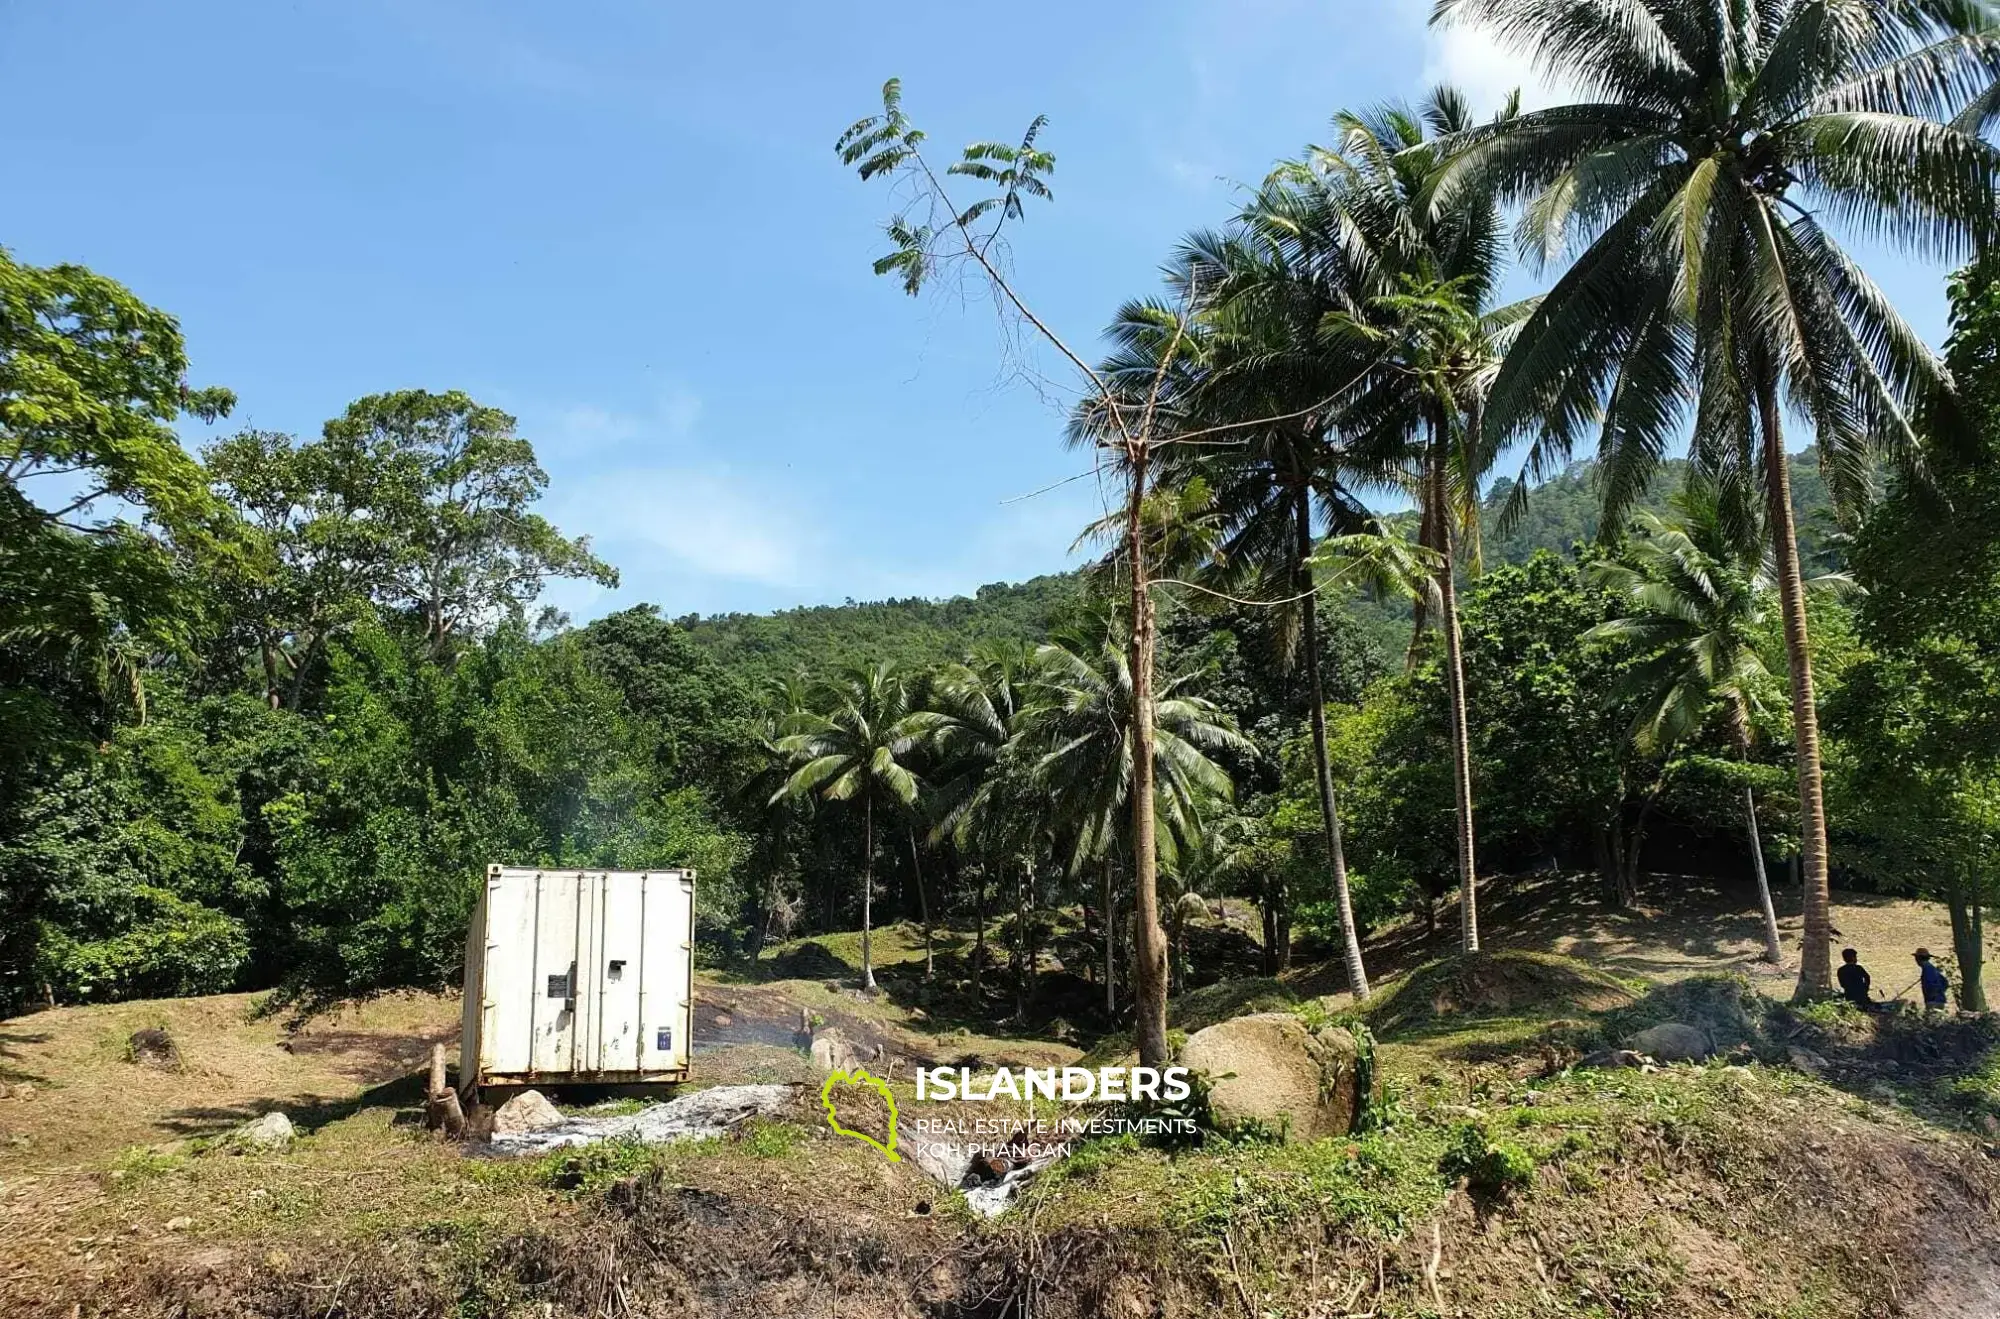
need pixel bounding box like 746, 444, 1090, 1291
3, 876, 1996, 1317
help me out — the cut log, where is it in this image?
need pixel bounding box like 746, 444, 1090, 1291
423, 1043, 466, 1137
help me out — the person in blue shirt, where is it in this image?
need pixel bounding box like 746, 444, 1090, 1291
1914, 948, 1950, 1012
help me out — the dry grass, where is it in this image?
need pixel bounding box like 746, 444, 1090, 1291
0, 990, 458, 1172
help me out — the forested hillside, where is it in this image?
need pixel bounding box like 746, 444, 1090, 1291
674, 453, 1841, 691
1479, 452, 1842, 573
673, 572, 1084, 690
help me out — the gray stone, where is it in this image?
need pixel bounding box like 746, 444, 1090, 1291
230, 1111, 294, 1151
1625, 1021, 1714, 1062
1180, 1012, 1365, 1142
491, 1089, 565, 1136
1787, 1046, 1829, 1076
808, 1029, 881, 1074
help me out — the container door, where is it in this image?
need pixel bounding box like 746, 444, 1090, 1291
529, 871, 586, 1074
590, 874, 645, 1072
480, 870, 537, 1076
636, 871, 695, 1073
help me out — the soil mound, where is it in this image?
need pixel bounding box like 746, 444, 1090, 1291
1366, 951, 1636, 1034
1607, 972, 1769, 1053
760, 940, 852, 981
126, 1027, 181, 1071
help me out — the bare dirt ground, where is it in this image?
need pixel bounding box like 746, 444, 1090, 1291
1286, 871, 1973, 1005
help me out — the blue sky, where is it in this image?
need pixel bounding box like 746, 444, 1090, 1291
0, 1, 1956, 621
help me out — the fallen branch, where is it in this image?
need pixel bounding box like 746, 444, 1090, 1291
1423, 1219, 1445, 1312
1222, 1225, 1258, 1317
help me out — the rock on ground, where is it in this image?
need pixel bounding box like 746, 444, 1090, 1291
1181, 1012, 1367, 1141
808, 1028, 881, 1073
484, 1083, 793, 1155
491, 1090, 565, 1136
1626, 1021, 1714, 1062
229, 1111, 294, 1151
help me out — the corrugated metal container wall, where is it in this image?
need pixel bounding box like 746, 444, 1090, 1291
461, 866, 696, 1089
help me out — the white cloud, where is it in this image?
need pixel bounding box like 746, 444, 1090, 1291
537, 386, 702, 456
520, 387, 822, 619
1415, 3, 1576, 113
551, 464, 813, 593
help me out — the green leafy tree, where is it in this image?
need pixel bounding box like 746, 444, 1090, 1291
1, 249, 233, 1008
1833, 260, 2000, 1012
317, 390, 617, 652
1439, 0, 2000, 996
201, 429, 379, 708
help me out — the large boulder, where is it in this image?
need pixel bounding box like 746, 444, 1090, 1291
491, 1089, 565, 1136
1180, 1012, 1369, 1141
1626, 1021, 1714, 1063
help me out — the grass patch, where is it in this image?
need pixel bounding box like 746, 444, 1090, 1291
739, 1119, 809, 1158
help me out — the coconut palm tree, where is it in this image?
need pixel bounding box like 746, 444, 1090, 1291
1160, 217, 1393, 999
1024, 621, 1252, 879
1435, 0, 2000, 995
1585, 492, 1833, 961
925, 643, 1042, 998
1013, 617, 1251, 1008
770, 661, 940, 991
1309, 90, 1536, 954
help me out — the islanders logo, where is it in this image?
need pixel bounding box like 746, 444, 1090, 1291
819, 1067, 900, 1162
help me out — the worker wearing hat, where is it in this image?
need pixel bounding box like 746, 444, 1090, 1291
1914, 949, 1950, 1012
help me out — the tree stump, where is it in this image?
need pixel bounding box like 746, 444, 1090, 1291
423, 1043, 465, 1138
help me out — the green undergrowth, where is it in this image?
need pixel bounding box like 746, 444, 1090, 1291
1023, 1058, 1809, 1246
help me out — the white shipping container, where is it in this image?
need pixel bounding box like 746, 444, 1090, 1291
460, 866, 696, 1090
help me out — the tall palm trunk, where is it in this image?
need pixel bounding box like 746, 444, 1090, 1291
1743, 787, 1782, 964
1101, 858, 1117, 1017
1757, 375, 1832, 999
908, 829, 932, 982
1124, 446, 1171, 1066
1731, 704, 1784, 965
860, 795, 876, 991
1295, 494, 1371, 998
971, 854, 986, 998
1430, 428, 1481, 952
1014, 860, 1030, 1021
